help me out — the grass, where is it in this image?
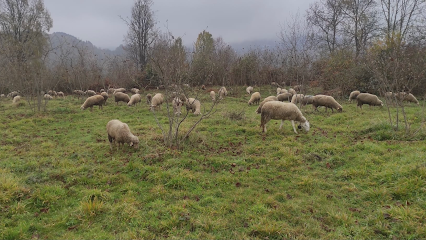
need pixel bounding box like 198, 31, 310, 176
0, 88, 425, 239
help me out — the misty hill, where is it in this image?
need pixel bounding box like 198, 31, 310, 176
46, 32, 125, 67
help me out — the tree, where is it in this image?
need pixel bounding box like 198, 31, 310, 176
190, 30, 215, 86
307, 0, 344, 54
122, 0, 157, 73
0, 0, 52, 111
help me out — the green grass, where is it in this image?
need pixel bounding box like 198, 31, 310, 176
0, 89, 425, 239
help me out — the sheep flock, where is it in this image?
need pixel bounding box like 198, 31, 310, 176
1, 84, 422, 151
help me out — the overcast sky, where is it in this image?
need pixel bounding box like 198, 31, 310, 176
44, 0, 316, 50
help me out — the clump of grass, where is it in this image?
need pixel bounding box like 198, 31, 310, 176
223, 109, 245, 121
81, 195, 104, 217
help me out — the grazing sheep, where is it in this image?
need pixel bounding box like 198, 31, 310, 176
288, 88, 297, 96
348, 90, 361, 102
127, 94, 141, 106
80, 95, 105, 111
114, 92, 130, 105
12, 95, 21, 103
150, 93, 164, 110
172, 97, 184, 115
57, 91, 65, 98
0, 94, 5, 98
101, 92, 108, 105
356, 93, 383, 109
106, 119, 139, 150
300, 95, 314, 106
113, 88, 126, 94
201, 85, 206, 90
291, 94, 305, 104
107, 88, 115, 95
8, 91, 19, 99
293, 85, 302, 92
218, 86, 227, 100
130, 88, 140, 94
277, 92, 293, 102
185, 97, 201, 115
85, 90, 96, 96
402, 93, 419, 105
73, 90, 85, 99
100, 89, 105, 93
210, 91, 216, 101
43, 94, 53, 100
146, 93, 152, 105
260, 101, 310, 134
276, 88, 282, 95
248, 92, 261, 105
246, 86, 254, 95
312, 95, 343, 112
256, 96, 278, 114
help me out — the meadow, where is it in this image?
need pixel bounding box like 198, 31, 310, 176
1, 87, 425, 239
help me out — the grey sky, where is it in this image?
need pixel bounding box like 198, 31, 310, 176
44, 0, 316, 50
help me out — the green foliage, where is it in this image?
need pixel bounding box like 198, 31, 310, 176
0, 88, 425, 239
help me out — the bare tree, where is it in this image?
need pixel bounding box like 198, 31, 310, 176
122, 0, 157, 73
0, 0, 53, 111
306, 0, 344, 54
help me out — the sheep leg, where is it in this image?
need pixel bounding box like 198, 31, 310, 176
279, 120, 284, 130
108, 135, 114, 150
291, 120, 298, 134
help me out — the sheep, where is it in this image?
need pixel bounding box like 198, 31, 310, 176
288, 88, 297, 96
348, 90, 360, 102
57, 91, 65, 98
402, 93, 419, 105
248, 92, 261, 105
106, 119, 139, 150
246, 86, 254, 95
73, 90, 85, 99
80, 95, 105, 111
43, 94, 53, 100
12, 95, 21, 104
356, 93, 383, 109
100, 89, 105, 93
101, 92, 108, 105
146, 93, 152, 105
385, 91, 394, 99
300, 95, 314, 106
260, 101, 310, 134
150, 93, 164, 110
277, 92, 293, 102
0, 94, 5, 98
172, 97, 184, 115
201, 84, 206, 90
276, 88, 282, 95
291, 94, 305, 104
210, 91, 216, 101
312, 95, 343, 112
130, 88, 140, 94
293, 85, 302, 92
127, 94, 141, 106
255, 96, 278, 114
218, 86, 227, 100
85, 90, 96, 96
114, 92, 130, 105
107, 88, 115, 95
8, 91, 19, 99
185, 97, 201, 115
113, 88, 126, 94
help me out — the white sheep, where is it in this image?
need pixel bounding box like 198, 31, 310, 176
277, 92, 293, 102
260, 101, 310, 134
85, 90, 96, 96
185, 97, 201, 115
101, 92, 108, 105
12, 95, 21, 103
0, 94, 5, 98
291, 94, 305, 104
106, 119, 139, 150
113, 88, 126, 95
403, 93, 419, 105
146, 93, 152, 105
150, 93, 164, 110
277, 88, 288, 95
256, 96, 278, 114
43, 94, 53, 100
130, 88, 140, 94
8, 91, 19, 99
80, 95, 105, 111
114, 92, 130, 105
127, 94, 142, 106
210, 91, 216, 101
73, 90, 85, 99
312, 95, 343, 112
288, 88, 297, 96
107, 88, 115, 95
172, 97, 184, 115
356, 93, 383, 109
246, 86, 254, 95
57, 91, 65, 98
218, 86, 227, 100
348, 90, 360, 102
248, 92, 261, 105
